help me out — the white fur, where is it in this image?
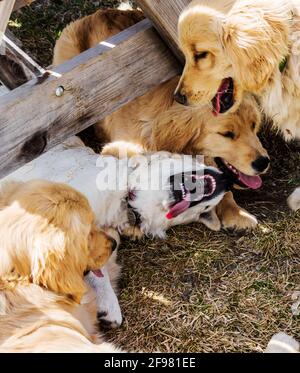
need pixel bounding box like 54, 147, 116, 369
287, 187, 300, 211
85, 261, 122, 328
259, 2, 300, 205
3, 137, 225, 237
128, 152, 225, 238
2, 137, 227, 327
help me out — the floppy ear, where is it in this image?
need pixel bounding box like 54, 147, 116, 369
32, 221, 89, 303
0, 180, 94, 302
222, 0, 290, 92
149, 106, 201, 153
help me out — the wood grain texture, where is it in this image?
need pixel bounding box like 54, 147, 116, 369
137, 0, 191, 63
0, 0, 15, 44
0, 19, 181, 178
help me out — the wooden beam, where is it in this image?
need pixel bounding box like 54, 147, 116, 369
13, 0, 34, 12
0, 84, 9, 97
137, 0, 191, 63
0, 0, 15, 45
0, 19, 181, 178
0, 34, 43, 89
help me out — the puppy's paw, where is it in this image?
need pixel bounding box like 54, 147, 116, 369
221, 207, 258, 231
288, 187, 300, 211
97, 311, 122, 330
85, 271, 122, 330
101, 141, 144, 159
122, 225, 144, 241
97, 293, 123, 330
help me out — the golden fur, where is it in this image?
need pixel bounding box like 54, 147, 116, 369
176, 0, 290, 110
0, 180, 119, 352
53, 9, 269, 230
176, 0, 300, 210
53, 9, 144, 66
176, 0, 300, 140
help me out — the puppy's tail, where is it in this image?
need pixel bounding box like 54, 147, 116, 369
53, 9, 144, 66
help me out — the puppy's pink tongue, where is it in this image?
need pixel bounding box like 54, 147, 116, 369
213, 79, 230, 116
238, 172, 262, 190
92, 269, 104, 278
213, 93, 221, 117
166, 200, 190, 220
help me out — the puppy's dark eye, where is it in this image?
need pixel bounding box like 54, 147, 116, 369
252, 122, 256, 130
194, 51, 208, 61
218, 131, 235, 140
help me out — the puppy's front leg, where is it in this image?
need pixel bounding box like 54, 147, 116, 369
85, 268, 122, 329
217, 191, 258, 230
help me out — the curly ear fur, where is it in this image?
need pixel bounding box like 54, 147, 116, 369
222, 0, 291, 92
0, 180, 102, 303
32, 227, 90, 304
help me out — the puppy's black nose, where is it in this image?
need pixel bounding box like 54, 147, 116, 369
110, 238, 118, 252
174, 91, 188, 106
252, 156, 270, 173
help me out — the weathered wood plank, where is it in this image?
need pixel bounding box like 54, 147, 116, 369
0, 19, 181, 178
0, 84, 9, 96
0, 34, 42, 89
0, 0, 15, 45
13, 0, 34, 12
137, 0, 191, 63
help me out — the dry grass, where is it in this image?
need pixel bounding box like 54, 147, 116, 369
9, 0, 300, 353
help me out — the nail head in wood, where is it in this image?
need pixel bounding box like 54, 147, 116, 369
55, 85, 64, 97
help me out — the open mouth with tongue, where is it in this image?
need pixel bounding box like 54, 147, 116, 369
166, 169, 230, 220
212, 77, 234, 116
215, 157, 262, 190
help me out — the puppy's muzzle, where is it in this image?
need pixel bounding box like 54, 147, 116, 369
174, 90, 188, 106
252, 156, 270, 174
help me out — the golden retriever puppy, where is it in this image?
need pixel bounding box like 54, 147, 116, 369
175, 0, 290, 114
53, 9, 270, 230
100, 81, 268, 230
175, 0, 300, 208
0, 180, 119, 352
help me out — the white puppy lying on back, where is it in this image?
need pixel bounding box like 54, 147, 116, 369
3, 137, 231, 328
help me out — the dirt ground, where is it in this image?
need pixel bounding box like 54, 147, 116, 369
8, 0, 300, 352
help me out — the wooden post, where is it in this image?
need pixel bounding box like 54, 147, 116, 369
0, 19, 180, 178
137, 0, 191, 63
0, 0, 16, 45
